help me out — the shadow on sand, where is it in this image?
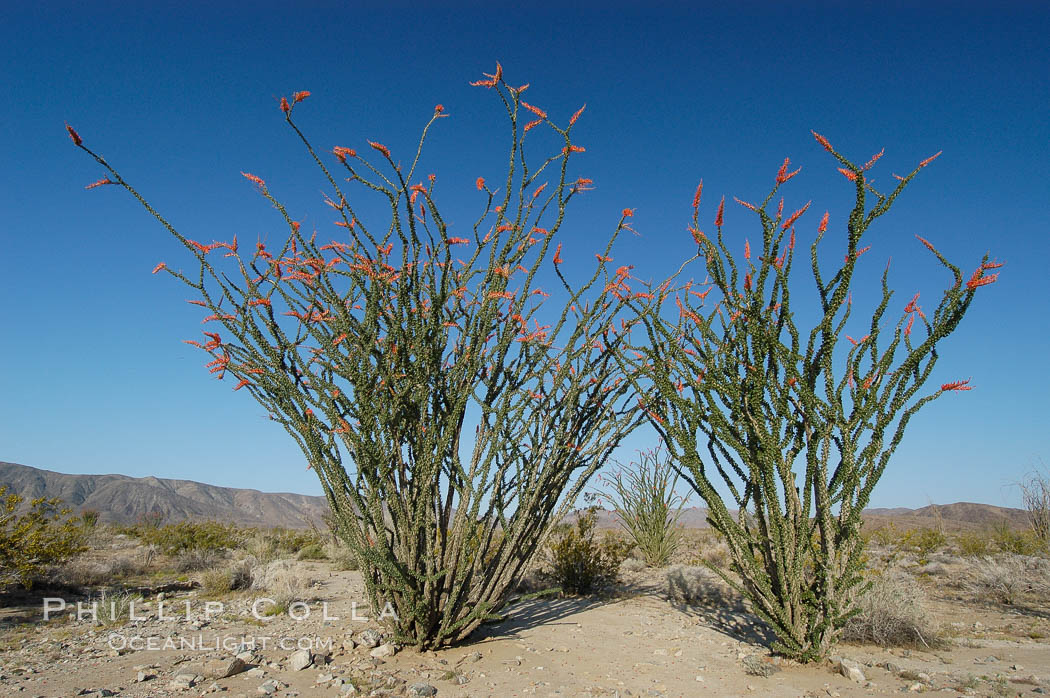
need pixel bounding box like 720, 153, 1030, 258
475, 592, 609, 642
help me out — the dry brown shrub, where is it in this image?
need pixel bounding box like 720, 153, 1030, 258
842, 571, 938, 647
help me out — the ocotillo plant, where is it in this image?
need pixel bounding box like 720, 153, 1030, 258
625, 136, 999, 661
68, 65, 641, 648
595, 445, 686, 567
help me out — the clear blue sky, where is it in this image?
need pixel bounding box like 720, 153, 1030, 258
2, 1, 1047, 509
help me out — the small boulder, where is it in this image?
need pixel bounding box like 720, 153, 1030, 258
371, 643, 397, 658
202, 657, 248, 679
835, 658, 866, 683
358, 628, 382, 648
170, 672, 199, 689
288, 648, 313, 671
408, 683, 438, 696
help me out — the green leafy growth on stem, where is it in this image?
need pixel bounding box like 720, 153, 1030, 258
626, 136, 999, 661
69, 66, 640, 648
0, 487, 87, 588
595, 445, 686, 567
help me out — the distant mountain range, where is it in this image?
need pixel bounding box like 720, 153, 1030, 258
0, 461, 329, 528
589, 501, 1029, 531
0, 461, 1030, 531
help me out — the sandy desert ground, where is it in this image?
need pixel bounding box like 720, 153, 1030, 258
1, 527, 1049, 698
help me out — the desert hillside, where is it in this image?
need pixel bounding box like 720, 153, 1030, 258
0, 461, 1029, 531
0, 462, 329, 528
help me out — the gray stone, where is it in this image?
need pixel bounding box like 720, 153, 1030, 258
407, 683, 438, 696
358, 628, 382, 649
202, 657, 248, 679
256, 679, 285, 695
171, 672, 199, 689
835, 658, 866, 683
370, 643, 397, 658
288, 648, 313, 671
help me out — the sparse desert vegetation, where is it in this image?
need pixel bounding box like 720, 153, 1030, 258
25, 49, 1029, 696
1, 494, 1048, 696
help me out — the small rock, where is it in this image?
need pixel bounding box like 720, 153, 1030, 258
835, 658, 866, 683
358, 628, 382, 648
170, 672, 199, 689
203, 657, 248, 679
246, 667, 266, 678
407, 683, 437, 697
907, 682, 923, 692
135, 671, 153, 682
371, 642, 397, 658
257, 679, 286, 696
316, 673, 334, 684
288, 648, 313, 671
342, 637, 357, 652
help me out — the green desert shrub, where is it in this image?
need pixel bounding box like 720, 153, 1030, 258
296, 542, 327, 560
140, 520, 244, 555
992, 524, 1046, 556
544, 509, 630, 595
0, 487, 87, 588
956, 531, 993, 557
245, 528, 322, 562
902, 528, 947, 560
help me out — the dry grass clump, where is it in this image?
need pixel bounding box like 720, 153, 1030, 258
324, 541, 359, 571
174, 548, 224, 572
243, 527, 322, 563
54, 555, 145, 587
250, 559, 315, 614
968, 555, 1050, 605
620, 557, 647, 573
200, 558, 254, 595
842, 571, 939, 648
666, 565, 733, 605
90, 589, 144, 626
